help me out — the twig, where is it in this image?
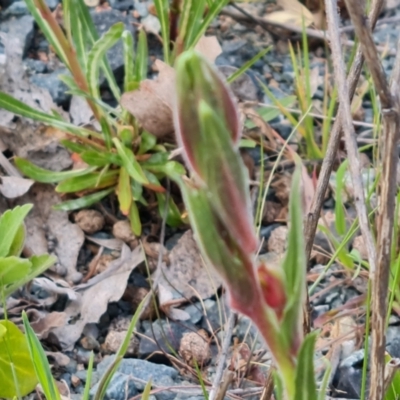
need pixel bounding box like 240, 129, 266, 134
325, 0, 377, 282
302, 0, 384, 333
342, 2, 400, 399
251, 102, 376, 129
222, 4, 394, 55
209, 311, 236, 400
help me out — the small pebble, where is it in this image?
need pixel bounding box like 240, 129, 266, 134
74, 209, 105, 234
179, 329, 211, 367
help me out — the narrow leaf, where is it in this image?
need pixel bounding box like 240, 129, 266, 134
15, 157, 97, 183
53, 188, 114, 211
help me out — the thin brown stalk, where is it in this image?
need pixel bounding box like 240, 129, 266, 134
209, 311, 236, 400
302, 0, 384, 333
342, 2, 400, 399
326, 0, 399, 400
324, 0, 378, 317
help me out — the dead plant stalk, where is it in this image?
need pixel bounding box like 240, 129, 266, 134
327, 0, 400, 398
302, 0, 384, 333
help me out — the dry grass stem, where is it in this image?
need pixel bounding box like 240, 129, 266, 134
343, 2, 400, 399
209, 311, 237, 400
302, 0, 384, 334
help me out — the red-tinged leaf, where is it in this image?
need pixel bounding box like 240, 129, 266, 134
258, 261, 286, 320
117, 167, 132, 215
196, 100, 258, 254
174, 50, 240, 177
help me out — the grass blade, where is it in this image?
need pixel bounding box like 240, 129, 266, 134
53, 188, 114, 211
154, 0, 170, 64
73, 0, 121, 100
188, 0, 230, 48
93, 293, 149, 400
86, 22, 124, 100
112, 138, 148, 184
15, 158, 97, 183
122, 30, 135, 92
0, 92, 95, 138
227, 47, 271, 84
23, 0, 69, 67
82, 352, 95, 400
134, 29, 148, 82
22, 312, 61, 400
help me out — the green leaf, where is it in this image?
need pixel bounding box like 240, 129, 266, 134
129, 201, 141, 236
0, 320, 38, 398
294, 332, 318, 400
60, 139, 90, 154
0, 92, 94, 138
179, 0, 205, 51
82, 351, 95, 400
122, 30, 136, 92
134, 29, 148, 82
24, 0, 69, 67
118, 167, 132, 215
188, 0, 230, 48
334, 160, 349, 236
0, 257, 32, 286
138, 131, 157, 154
154, 0, 170, 64
15, 157, 97, 183
4, 254, 56, 298
245, 95, 297, 129
55, 169, 119, 193
141, 379, 153, 400
0, 204, 32, 258
71, 0, 121, 100
22, 313, 61, 400
53, 188, 115, 211
93, 293, 149, 400
81, 150, 120, 167
227, 47, 271, 84
8, 224, 26, 257
281, 160, 306, 353
112, 138, 148, 184
86, 22, 124, 99
156, 193, 182, 227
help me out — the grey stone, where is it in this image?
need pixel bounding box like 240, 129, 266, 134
90, 371, 138, 400
200, 298, 229, 332
30, 69, 71, 106
91, 9, 136, 81
0, 15, 34, 56
94, 356, 178, 400
2, 1, 28, 16
25, 58, 47, 73
139, 319, 194, 358
45, 0, 59, 9
183, 303, 203, 325
386, 325, 400, 358
133, 0, 150, 17
222, 39, 247, 54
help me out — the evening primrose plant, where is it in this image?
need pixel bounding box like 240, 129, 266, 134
0, 0, 230, 236
172, 50, 327, 400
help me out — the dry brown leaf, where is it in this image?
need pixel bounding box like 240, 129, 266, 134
27, 309, 68, 339
194, 35, 222, 63
0, 176, 34, 198
51, 244, 144, 350
15, 184, 84, 279
158, 230, 222, 300
264, 0, 314, 27
121, 60, 175, 138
